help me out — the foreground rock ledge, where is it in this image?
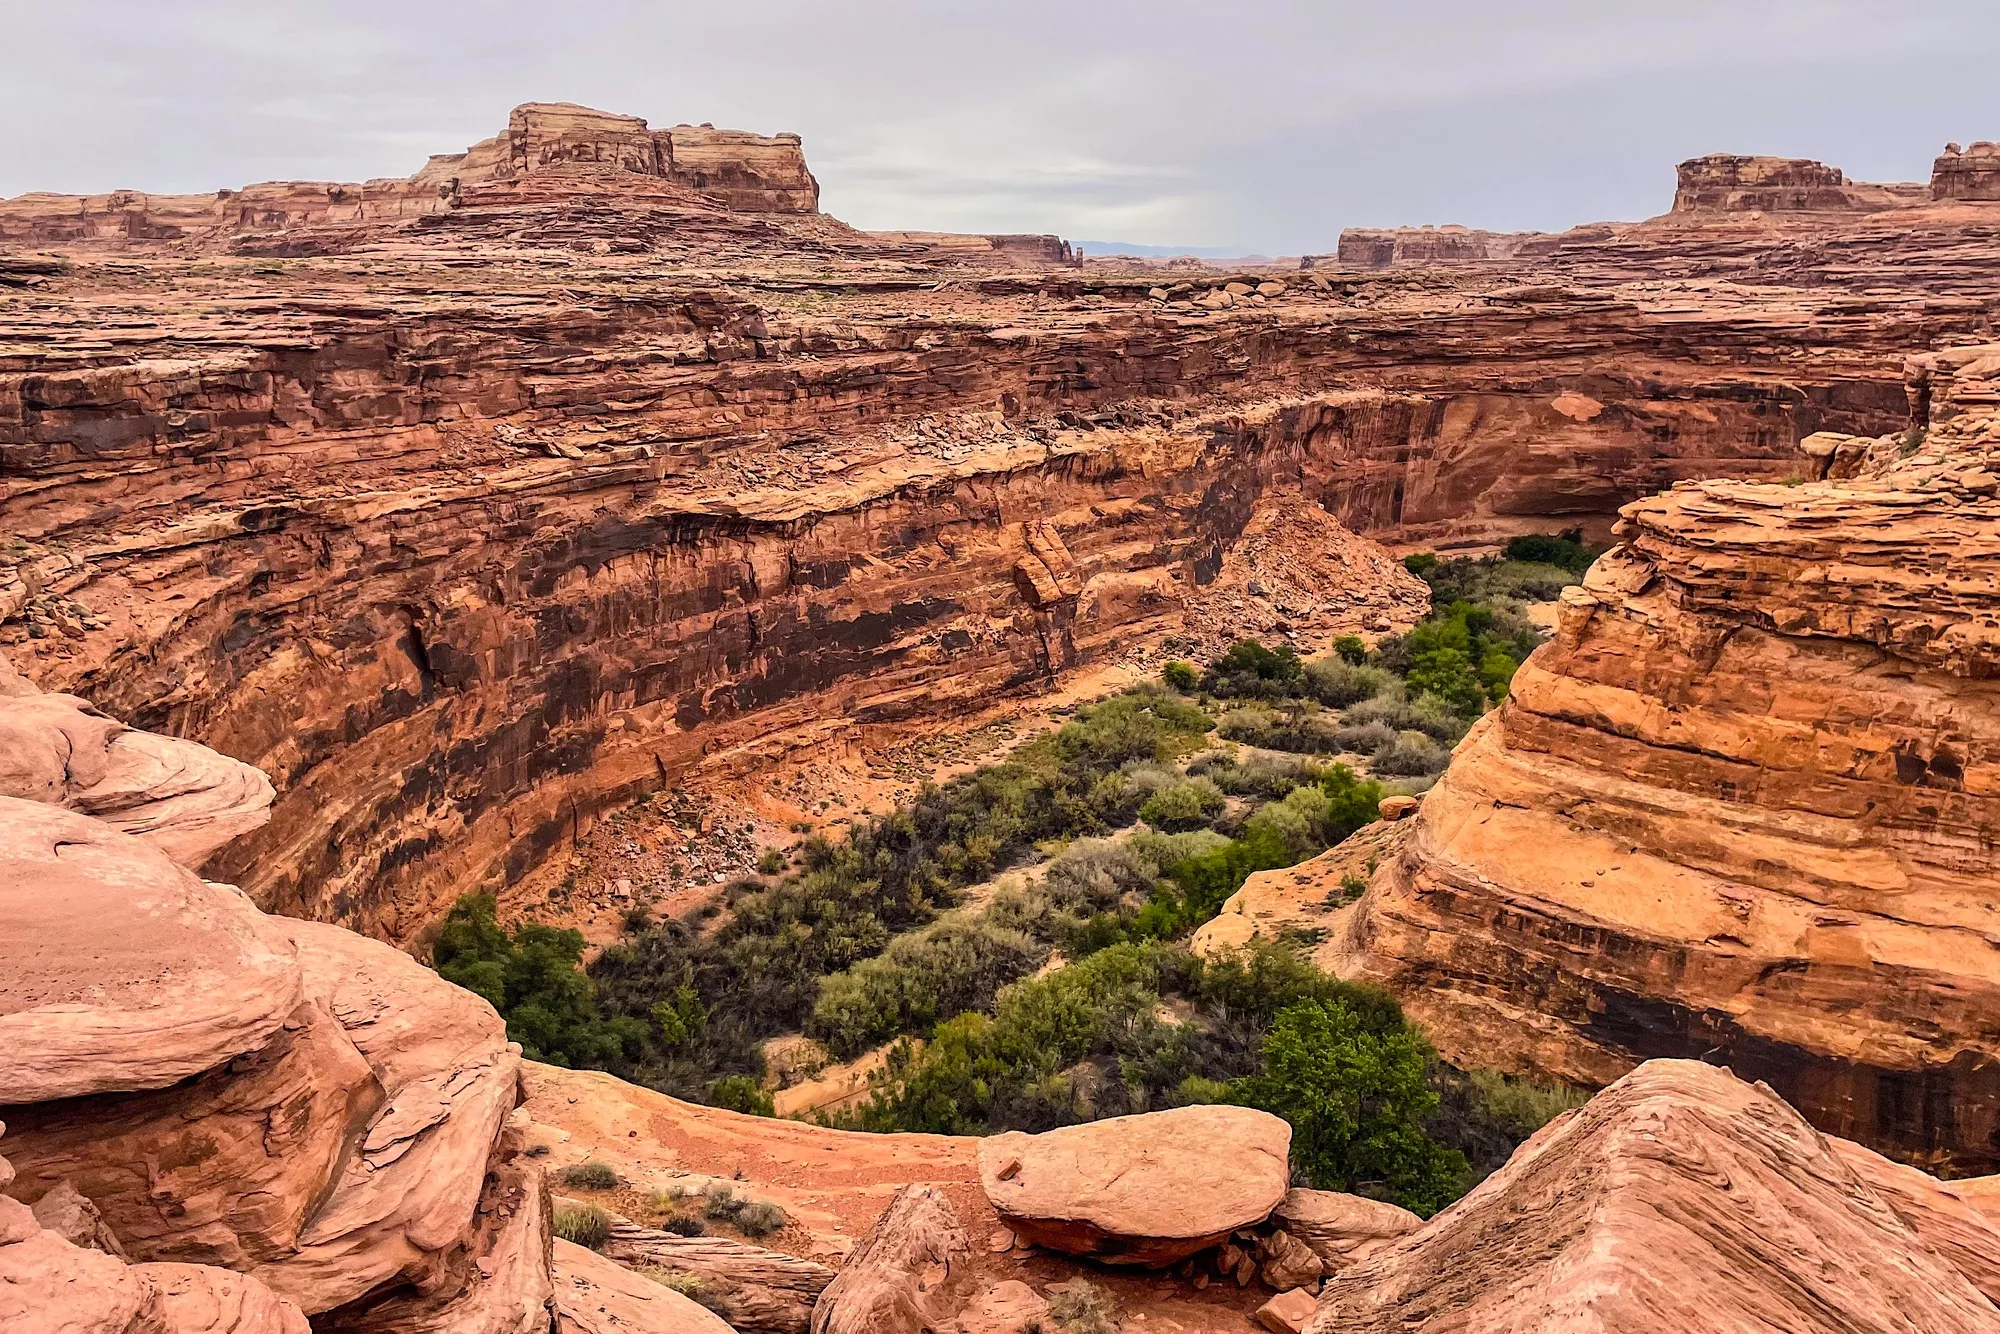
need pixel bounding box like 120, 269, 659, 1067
1307, 1059, 2000, 1334
977, 1105, 1292, 1265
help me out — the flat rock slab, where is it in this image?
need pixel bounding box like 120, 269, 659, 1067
977, 1105, 1291, 1266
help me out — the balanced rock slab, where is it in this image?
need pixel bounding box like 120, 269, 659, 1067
977, 1105, 1291, 1265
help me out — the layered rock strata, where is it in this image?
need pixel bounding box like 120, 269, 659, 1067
0, 267, 1950, 943
1308, 1060, 2000, 1333
1340, 344, 2000, 1168
1935, 143, 2000, 202
4, 109, 1993, 946
410, 102, 820, 213
1671, 153, 1928, 214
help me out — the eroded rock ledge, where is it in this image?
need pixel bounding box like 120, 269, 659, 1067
0, 664, 550, 1330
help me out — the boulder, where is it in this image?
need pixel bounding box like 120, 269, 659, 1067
1376, 795, 1418, 821
1309, 1060, 2000, 1333
0, 797, 302, 1103
552, 1237, 735, 1333
1269, 1189, 1420, 1271
598, 1213, 836, 1334
978, 1105, 1291, 1265
30, 1180, 128, 1257
1255, 1227, 1324, 1290
0, 1162, 309, 1334
0, 682, 534, 1325
1256, 1287, 1319, 1334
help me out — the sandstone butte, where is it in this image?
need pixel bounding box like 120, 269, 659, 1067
8, 97, 2000, 1330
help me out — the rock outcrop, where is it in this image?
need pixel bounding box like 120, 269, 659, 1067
809, 1184, 970, 1334
1, 241, 1946, 942
1307, 1060, 2000, 1333
411, 102, 820, 213
550, 1238, 735, 1334
1332, 225, 1577, 269
977, 1105, 1292, 1264
10, 113, 1988, 944
1267, 1191, 1420, 1275
0, 671, 275, 868
1, 1133, 312, 1334
1670, 153, 1928, 214
1934, 143, 2000, 202
1339, 344, 2000, 1169
0, 668, 573, 1331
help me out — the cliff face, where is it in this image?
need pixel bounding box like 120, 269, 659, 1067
1340, 344, 2000, 1169
3, 109, 1994, 948
1936, 143, 2000, 202
3, 109, 2000, 956
0, 260, 1947, 941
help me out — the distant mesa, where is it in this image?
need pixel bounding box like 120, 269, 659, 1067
1325, 139, 1998, 271
411, 100, 820, 213
0, 100, 1077, 266
1934, 141, 2000, 201
1669, 152, 1928, 214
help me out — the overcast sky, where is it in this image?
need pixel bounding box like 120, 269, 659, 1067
5, 1, 1997, 254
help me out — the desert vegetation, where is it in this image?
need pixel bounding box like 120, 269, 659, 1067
432, 536, 1597, 1216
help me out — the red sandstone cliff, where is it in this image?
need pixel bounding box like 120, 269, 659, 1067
1337, 343, 2000, 1169
2, 109, 1991, 945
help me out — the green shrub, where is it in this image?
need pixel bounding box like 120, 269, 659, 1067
554, 1204, 613, 1250
1402, 552, 1439, 576
1161, 660, 1199, 692
433, 895, 651, 1070
710, 1076, 775, 1117
1370, 731, 1451, 777
734, 1200, 788, 1238
1306, 658, 1392, 708
664, 1215, 707, 1237
702, 1184, 744, 1220
1138, 776, 1227, 831
1502, 528, 1597, 574
757, 847, 787, 876
809, 916, 1047, 1058
1235, 998, 1469, 1217
1044, 1279, 1120, 1334
1342, 688, 1468, 745
1332, 635, 1369, 666
1405, 648, 1487, 718
1332, 719, 1399, 756
1467, 1068, 1592, 1135
1203, 639, 1305, 699
560, 1161, 620, 1191
636, 1266, 705, 1297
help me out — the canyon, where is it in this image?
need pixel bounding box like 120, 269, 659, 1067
8, 95, 2000, 1330
5, 108, 1990, 949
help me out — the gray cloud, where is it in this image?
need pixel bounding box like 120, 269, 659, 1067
4, 0, 1996, 253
